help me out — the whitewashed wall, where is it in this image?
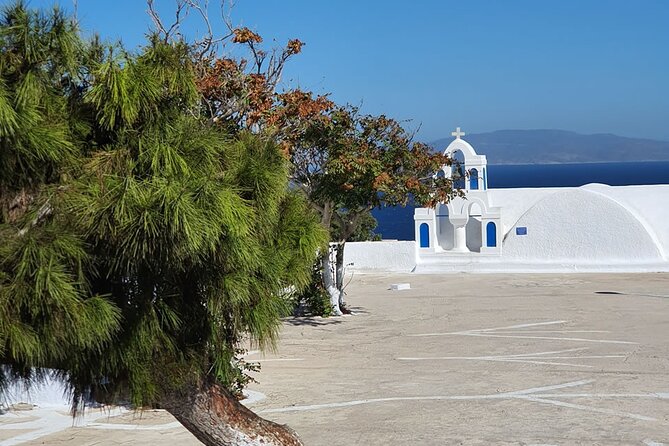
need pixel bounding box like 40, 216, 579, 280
343, 241, 416, 272
501, 188, 663, 263
586, 184, 669, 257
347, 185, 669, 273
2, 374, 71, 408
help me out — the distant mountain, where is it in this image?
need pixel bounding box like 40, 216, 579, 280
430, 130, 669, 164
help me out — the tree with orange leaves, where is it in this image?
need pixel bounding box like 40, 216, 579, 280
267, 96, 460, 314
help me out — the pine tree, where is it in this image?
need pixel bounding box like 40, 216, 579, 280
0, 3, 325, 444
0, 1, 119, 389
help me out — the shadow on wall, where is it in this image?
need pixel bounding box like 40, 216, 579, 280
466, 217, 482, 252
466, 202, 483, 252
437, 203, 453, 250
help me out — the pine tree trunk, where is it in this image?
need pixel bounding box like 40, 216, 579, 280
161, 382, 303, 446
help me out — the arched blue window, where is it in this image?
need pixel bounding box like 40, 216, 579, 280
469, 168, 479, 190
486, 222, 496, 247
419, 223, 430, 248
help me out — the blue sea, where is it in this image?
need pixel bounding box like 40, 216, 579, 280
372, 161, 669, 241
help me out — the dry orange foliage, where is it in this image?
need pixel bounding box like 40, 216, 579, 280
232, 27, 263, 44
286, 39, 304, 55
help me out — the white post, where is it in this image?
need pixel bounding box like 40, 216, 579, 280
452, 224, 469, 252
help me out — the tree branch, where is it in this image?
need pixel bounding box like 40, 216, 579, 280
18, 201, 53, 237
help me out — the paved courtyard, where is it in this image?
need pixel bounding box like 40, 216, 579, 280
2, 272, 669, 445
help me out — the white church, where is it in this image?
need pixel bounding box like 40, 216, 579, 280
414, 127, 502, 256
345, 127, 669, 273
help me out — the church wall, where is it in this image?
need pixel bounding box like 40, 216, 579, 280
494, 189, 663, 262
487, 188, 560, 238
582, 184, 669, 258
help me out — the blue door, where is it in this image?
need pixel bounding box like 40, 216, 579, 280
419, 223, 430, 248
486, 222, 496, 247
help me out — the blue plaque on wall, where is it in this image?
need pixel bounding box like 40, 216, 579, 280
516, 227, 527, 236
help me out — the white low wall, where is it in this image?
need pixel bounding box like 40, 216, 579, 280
344, 241, 416, 272
2, 374, 71, 408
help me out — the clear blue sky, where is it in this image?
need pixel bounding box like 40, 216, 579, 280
23, 0, 669, 142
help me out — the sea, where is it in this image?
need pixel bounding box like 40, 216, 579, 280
372, 160, 669, 241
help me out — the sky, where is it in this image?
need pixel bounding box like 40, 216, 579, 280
22, 0, 669, 142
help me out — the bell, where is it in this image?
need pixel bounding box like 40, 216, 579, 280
452, 163, 464, 180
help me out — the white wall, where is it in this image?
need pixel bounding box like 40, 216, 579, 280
2, 374, 71, 408
502, 188, 663, 262
583, 184, 669, 259
488, 187, 562, 239
344, 241, 415, 272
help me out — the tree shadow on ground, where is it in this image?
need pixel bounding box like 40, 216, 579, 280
346, 306, 369, 315
283, 317, 344, 327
